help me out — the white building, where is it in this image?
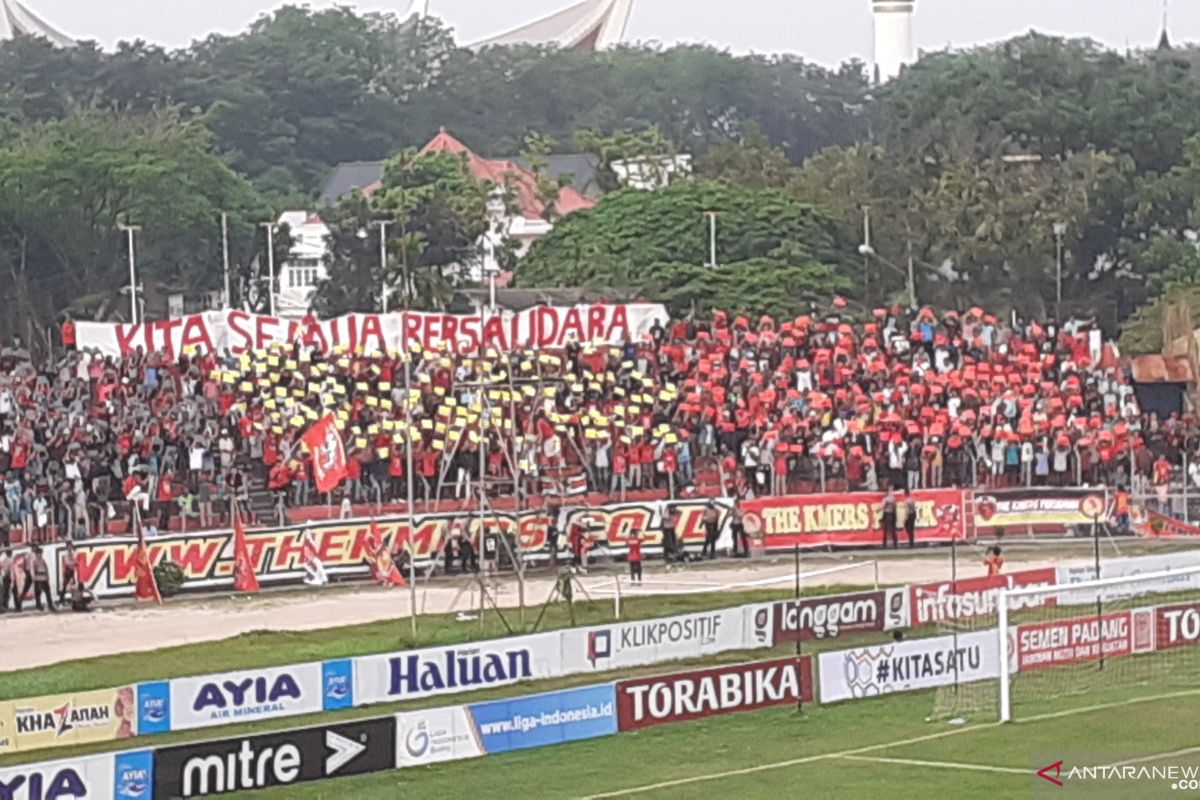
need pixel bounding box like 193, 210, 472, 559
275, 211, 330, 317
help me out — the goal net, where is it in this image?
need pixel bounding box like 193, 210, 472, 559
998, 566, 1200, 723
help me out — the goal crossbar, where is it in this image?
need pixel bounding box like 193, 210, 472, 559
998, 565, 1200, 722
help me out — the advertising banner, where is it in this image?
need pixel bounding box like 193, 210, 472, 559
973, 488, 1104, 533
137, 681, 171, 735
154, 716, 395, 798
322, 660, 354, 711
770, 588, 909, 644
394, 706, 484, 768
74, 303, 669, 358
0, 752, 119, 800
0, 687, 136, 755
65, 497, 730, 598
169, 663, 324, 731
818, 629, 1000, 703
909, 568, 1058, 626
354, 632, 562, 707
1155, 601, 1200, 650
114, 750, 155, 800
742, 489, 967, 550
615, 657, 813, 731
1015, 610, 1153, 671
467, 685, 617, 755
1057, 550, 1200, 588
559, 606, 759, 674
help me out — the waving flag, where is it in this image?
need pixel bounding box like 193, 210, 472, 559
233, 509, 261, 592
133, 526, 162, 604
301, 526, 329, 586
368, 518, 406, 586
302, 413, 348, 493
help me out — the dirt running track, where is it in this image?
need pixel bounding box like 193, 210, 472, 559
4, 549, 1099, 672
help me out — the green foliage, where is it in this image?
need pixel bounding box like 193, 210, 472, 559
518, 181, 853, 317
0, 110, 268, 340
695, 122, 798, 189
153, 561, 186, 598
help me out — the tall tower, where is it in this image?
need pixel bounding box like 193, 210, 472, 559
871, 0, 915, 84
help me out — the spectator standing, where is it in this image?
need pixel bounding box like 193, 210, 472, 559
902, 489, 917, 548
701, 500, 720, 559
881, 488, 898, 549
0, 547, 11, 612
57, 541, 77, 604
28, 544, 54, 612
983, 545, 1005, 576
627, 528, 644, 584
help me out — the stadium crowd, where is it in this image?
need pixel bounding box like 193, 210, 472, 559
0, 304, 1190, 543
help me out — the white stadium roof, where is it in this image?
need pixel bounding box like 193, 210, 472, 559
470, 0, 634, 50
0, 0, 73, 47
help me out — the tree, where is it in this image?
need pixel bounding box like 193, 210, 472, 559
0, 110, 268, 341
695, 122, 798, 189
574, 126, 675, 192
316, 148, 513, 314
517, 181, 853, 317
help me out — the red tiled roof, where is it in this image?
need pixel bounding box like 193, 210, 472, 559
1129, 355, 1195, 384
419, 128, 596, 219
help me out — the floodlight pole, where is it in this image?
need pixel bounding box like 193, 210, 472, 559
261, 222, 279, 317
117, 223, 142, 325
221, 212, 232, 309
375, 221, 391, 313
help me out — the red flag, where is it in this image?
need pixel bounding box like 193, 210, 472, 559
133, 528, 162, 604
233, 509, 260, 593
368, 518, 406, 587
302, 413, 348, 493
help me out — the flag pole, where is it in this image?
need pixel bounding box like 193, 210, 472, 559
405, 349, 418, 641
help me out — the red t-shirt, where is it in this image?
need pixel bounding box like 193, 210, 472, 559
628, 536, 643, 562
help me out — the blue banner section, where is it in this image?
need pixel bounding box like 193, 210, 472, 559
468, 684, 617, 755
322, 659, 354, 711
136, 681, 171, 735
114, 750, 154, 800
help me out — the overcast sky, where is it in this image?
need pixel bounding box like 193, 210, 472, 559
33, 0, 1200, 65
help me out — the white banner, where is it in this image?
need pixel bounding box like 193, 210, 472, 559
74, 304, 669, 358
0, 752, 115, 800
1057, 549, 1200, 590
354, 632, 562, 707
394, 706, 484, 767
559, 606, 765, 674
818, 630, 1000, 704
170, 662, 324, 730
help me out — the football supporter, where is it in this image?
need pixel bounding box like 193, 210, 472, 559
0, 301, 1184, 543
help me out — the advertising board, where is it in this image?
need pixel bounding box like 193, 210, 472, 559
560, 606, 759, 674
909, 568, 1058, 625
742, 489, 966, 550
467, 685, 617, 755
0, 687, 136, 755
818, 630, 1000, 703
770, 588, 909, 643
394, 706, 483, 768
615, 657, 813, 731
0, 752, 116, 800
169, 663, 324, 731
1015, 610, 1153, 670
65, 497, 729, 598
353, 632, 561, 706
154, 717, 394, 798
1155, 601, 1200, 650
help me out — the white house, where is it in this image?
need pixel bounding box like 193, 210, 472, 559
276, 211, 330, 317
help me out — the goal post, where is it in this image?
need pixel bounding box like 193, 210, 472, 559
998, 565, 1200, 723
